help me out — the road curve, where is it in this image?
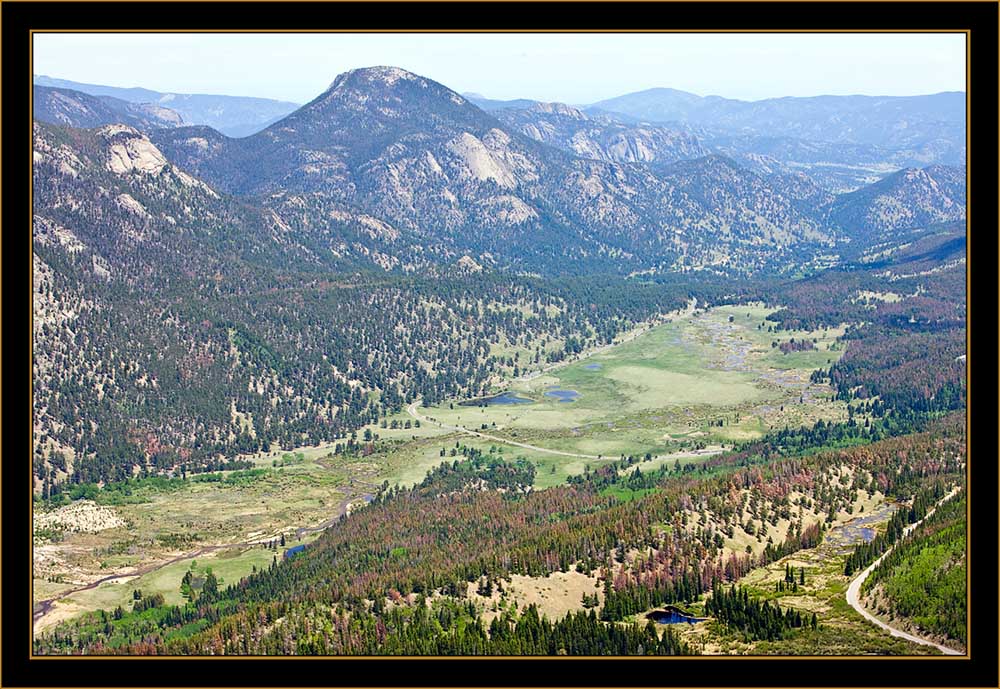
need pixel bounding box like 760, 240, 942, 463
845, 487, 963, 656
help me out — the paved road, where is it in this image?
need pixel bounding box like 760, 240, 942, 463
845, 487, 963, 656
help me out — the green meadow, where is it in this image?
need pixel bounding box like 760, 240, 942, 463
35, 303, 851, 629
412, 304, 847, 483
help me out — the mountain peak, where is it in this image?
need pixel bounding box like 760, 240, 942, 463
529, 102, 587, 120
324, 66, 434, 95
347, 65, 421, 85
312, 66, 471, 114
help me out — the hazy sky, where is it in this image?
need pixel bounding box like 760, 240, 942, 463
33, 32, 966, 105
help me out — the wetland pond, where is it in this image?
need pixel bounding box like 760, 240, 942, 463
824, 502, 896, 553
284, 544, 306, 559
647, 607, 706, 625
462, 392, 534, 406
583, 363, 602, 370
544, 388, 580, 402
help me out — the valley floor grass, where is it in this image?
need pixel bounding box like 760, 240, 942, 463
32, 303, 853, 631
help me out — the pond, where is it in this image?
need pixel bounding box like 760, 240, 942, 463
464, 392, 534, 406
646, 607, 706, 625
825, 502, 897, 550
544, 388, 580, 402
583, 363, 602, 370
284, 544, 306, 559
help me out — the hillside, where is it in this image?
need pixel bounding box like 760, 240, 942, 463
34, 75, 300, 137
493, 101, 706, 165
826, 165, 966, 243
33, 86, 186, 132
30, 67, 968, 661
151, 67, 834, 275
31, 68, 967, 490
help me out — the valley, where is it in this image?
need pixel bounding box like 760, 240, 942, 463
32, 299, 851, 631
28, 50, 968, 658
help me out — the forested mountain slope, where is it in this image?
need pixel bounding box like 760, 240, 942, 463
34, 86, 186, 132
31, 68, 966, 503
826, 166, 966, 243
492, 101, 706, 166
150, 67, 836, 275
34, 120, 738, 487
34, 75, 300, 137
33, 415, 965, 655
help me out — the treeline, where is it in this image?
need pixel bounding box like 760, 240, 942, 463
34, 118, 751, 492
755, 229, 965, 425
40, 594, 692, 656
38, 467, 267, 508
777, 338, 816, 354
415, 451, 536, 496
705, 583, 815, 641
600, 521, 823, 623
860, 491, 966, 645
36, 192, 732, 492
35, 422, 964, 655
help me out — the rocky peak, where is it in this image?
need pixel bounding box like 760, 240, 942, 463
274, 66, 483, 143
318, 66, 464, 106
98, 123, 144, 141
530, 102, 588, 120
98, 125, 169, 175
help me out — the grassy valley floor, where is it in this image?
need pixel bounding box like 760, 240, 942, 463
33, 302, 857, 636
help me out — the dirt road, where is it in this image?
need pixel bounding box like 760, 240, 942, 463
33, 486, 373, 631
406, 401, 722, 465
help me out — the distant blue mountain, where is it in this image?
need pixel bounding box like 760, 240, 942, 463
34, 75, 300, 137
589, 88, 966, 159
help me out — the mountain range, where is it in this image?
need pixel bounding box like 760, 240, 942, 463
30, 64, 968, 537
590, 87, 966, 156
33, 66, 966, 279
34, 75, 300, 137
29, 63, 970, 660
34, 85, 186, 132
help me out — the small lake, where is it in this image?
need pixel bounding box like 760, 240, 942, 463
284, 544, 306, 559
583, 363, 602, 370
647, 608, 706, 625
464, 392, 534, 406
544, 388, 580, 402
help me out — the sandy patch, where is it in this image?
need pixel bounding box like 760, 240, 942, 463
35, 501, 126, 534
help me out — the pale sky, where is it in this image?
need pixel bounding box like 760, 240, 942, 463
33, 32, 966, 105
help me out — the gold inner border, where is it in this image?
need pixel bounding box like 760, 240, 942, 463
25, 27, 973, 662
